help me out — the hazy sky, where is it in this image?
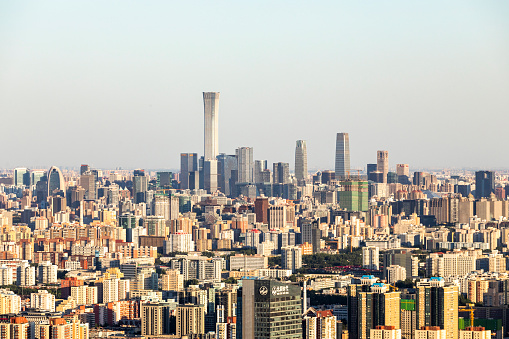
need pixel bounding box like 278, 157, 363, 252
1, 1, 508, 172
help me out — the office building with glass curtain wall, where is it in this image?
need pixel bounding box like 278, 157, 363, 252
240, 278, 302, 339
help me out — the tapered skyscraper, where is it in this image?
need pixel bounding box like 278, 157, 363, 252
335, 133, 350, 179
377, 150, 389, 183
203, 92, 220, 161
295, 140, 308, 181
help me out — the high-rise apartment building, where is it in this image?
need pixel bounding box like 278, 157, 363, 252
0, 317, 29, 339
303, 308, 337, 339
295, 140, 308, 182
236, 147, 254, 183
141, 302, 172, 336
161, 269, 184, 291
0, 290, 21, 314
335, 133, 350, 179
31, 290, 55, 312
240, 279, 302, 339
281, 246, 302, 273
16, 262, 35, 286
416, 278, 459, 339
176, 304, 205, 337
348, 283, 401, 339
475, 171, 495, 199
377, 151, 389, 183
38, 261, 57, 284
362, 247, 380, 270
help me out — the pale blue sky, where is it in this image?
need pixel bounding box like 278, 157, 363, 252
1, 1, 508, 171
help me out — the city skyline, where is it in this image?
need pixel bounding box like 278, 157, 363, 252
0, 2, 508, 170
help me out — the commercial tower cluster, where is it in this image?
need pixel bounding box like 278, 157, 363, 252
181, 92, 314, 200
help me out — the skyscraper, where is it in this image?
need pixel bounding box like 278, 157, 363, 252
217, 154, 238, 196
30, 170, 45, 187
241, 279, 302, 339
203, 92, 220, 161
132, 169, 148, 204
203, 92, 220, 193
295, 140, 308, 182
14, 168, 30, 187
203, 159, 218, 193
180, 153, 198, 190
396, 164, 409, 177
377, 151, 389, 183
475, 171, 495, 199
236, 147, 254, 183
273, 162, 290, 185
335, 133, 350, 180
254, 160, 268, 183
47, 166, 65, 197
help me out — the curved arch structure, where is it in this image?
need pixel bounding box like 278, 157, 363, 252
47, 166, 66, 197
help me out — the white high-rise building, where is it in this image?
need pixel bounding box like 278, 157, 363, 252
165, 232, 195, 254
103, 278, 123, 303
335, 133, 350, 179
71, 285, 98, 305
282, 246, 303, 273
0, 265, 13, 285
362, 247, 380, 270
31, 290, 55, 312
38, 261, 57, 284
236, 147, 254, 183
203, 92, 220, 161
386, 265, 407, 285
17, 261, 35, 286
295, 140, 308, 182
203, 92, 220, 193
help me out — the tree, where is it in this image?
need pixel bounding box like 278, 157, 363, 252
185, 279, 200, 287
267, 256, 282, 268
307, 290, 347, 306
201, 251, 215, 258
224, 277, 237, 284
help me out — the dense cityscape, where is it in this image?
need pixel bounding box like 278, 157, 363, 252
0, 92, 507, 339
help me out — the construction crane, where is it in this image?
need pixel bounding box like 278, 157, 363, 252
389, 284, 399, 292
459, 303, 475, 327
